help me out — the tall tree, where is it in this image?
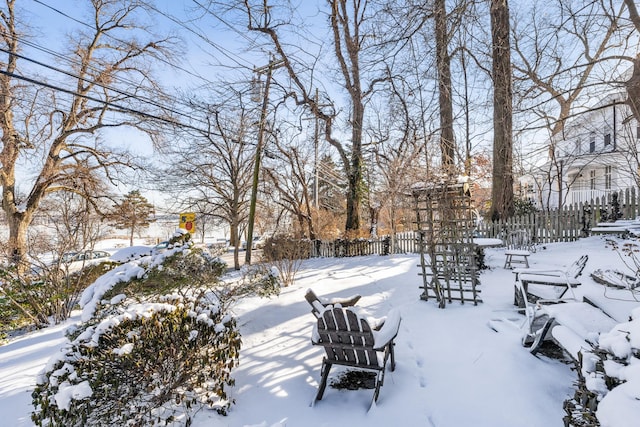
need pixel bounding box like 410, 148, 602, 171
0, 0, 174, 268
107, 190, 155, 247
490, 0, 514, 220
212, 0, 415, 236
157, 90, 256, 270
434, 0, 456, 172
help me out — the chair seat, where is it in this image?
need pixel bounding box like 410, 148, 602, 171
519, 274, 581, 286
505, 249, 531, 256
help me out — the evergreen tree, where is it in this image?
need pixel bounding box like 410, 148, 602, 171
108, 191, 155, 246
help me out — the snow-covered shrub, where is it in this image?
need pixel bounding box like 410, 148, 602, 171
31, 292, 240, 426
0, 253, 118, 334
563, 307, 640, 427
31, 233, 278, 426
213, 263, 281, 311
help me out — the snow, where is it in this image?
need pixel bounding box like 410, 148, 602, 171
2, 235, 640, 426
53, 380, 92, 411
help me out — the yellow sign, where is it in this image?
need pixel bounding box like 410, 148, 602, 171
179, 212, 196, 234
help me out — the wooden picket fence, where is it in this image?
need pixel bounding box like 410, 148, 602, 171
309, 187, 640, 258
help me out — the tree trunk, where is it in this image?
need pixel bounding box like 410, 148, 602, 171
490, 0, 514, 221
626, 55, 640, 124
230, 220, 241, 270
624, 0, 640, 122
434, 0, 456, 173
6, 211, 30, 267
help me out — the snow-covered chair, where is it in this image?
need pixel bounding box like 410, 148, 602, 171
311, 306, 401, 404
503, 229, 534, 269
513, 255, 588, 307
515, 280, 617, 358
304, 288, 361, 319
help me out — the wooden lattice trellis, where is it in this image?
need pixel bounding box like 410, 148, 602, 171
413, 179, 481, 308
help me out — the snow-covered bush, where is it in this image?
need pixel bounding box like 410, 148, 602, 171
563, 307, 640, 427
0, 258, 117, 334
31, 232, 279, 426
212, 263, 281, 311
31, 292, 240, 426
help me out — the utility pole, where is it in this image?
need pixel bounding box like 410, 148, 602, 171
246, 57, 282, 265
314, 88, 319, 209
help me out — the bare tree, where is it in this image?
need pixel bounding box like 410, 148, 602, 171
365, 66, 432, 239
434, 0, 456, 172
255, 115, 317, 239
0, 0, 176, 269
158, 92, 256, 270
200, 0, 422, 236
490, 0, 514, 220
511, 0, 626, 208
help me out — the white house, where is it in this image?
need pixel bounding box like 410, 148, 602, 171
530, 91, 640, 209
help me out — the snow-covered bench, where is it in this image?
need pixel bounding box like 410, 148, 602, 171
311, 306, 401, 404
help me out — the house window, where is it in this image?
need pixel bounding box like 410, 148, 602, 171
590, 133, 596, 153
605, 165, 612, 190
604, 133, 611, 146
590, 170, 596, 190
574, 139, 581, 154
637, 126, 640, 139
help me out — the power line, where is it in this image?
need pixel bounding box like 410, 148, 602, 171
145, 1, 257, 71
30, 0, 221, 88
0, 69, 215, 135
0, 44, 203, 126
21, 0, 267, 134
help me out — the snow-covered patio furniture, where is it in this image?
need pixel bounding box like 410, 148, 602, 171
304, 288, 361, 319
513, 255, 588, 307
311, 306, 401, 404
590, 268, 640, 290
515, 280, 617, 358
504, 249, 531, 269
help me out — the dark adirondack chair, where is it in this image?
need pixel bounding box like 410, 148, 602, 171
311, 306, 401, 404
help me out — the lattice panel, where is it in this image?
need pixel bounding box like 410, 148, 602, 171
413, 180, 481, 307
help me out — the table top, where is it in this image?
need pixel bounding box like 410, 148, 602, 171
473, 238, 503, 248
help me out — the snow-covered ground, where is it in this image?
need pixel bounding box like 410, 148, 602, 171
2, 235, 640, 426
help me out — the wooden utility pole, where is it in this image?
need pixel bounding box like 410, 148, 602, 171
245, 58, 282, 265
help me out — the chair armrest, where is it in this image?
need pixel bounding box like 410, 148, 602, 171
372, 308, 401, 350
516, 268, 565, 276
324, 294, 361, 307
311, 324, 320, 345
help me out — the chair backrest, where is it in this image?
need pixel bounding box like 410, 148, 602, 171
506, 229, 533, 251
567, 255, 589, 279
316, 307, 379, 368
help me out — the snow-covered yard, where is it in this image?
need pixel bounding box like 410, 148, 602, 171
2, 235, 640, 426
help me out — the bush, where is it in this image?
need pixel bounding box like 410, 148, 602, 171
563, 304, 640, 426
261, 236, 310, 286
32, 292, 241, 426
32, 234, 280, 426
514, 198, 538, 216
0, 257, 118, 336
